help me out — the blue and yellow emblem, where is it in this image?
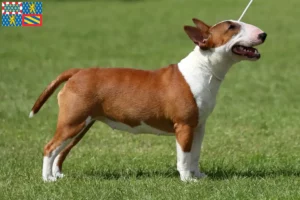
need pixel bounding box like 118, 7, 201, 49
23, 2, 42, 14
2, 2, 42, 27
22, 14, 42, 26
2, 14, 22, 26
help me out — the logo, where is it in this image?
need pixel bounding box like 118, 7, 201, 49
22, 14, 42, 26
2, 2, 42, 27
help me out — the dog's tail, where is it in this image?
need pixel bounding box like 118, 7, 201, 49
29, 68, 81, 118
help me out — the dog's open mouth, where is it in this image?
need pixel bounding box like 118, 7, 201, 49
232, 45, 260, 59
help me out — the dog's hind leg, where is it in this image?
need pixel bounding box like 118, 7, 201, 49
42, 120, 88, 182
42, 88, 95, 182
52, 117, 95, 178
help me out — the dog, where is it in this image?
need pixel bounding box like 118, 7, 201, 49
29, 18, 267, 182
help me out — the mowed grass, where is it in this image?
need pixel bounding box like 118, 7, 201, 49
1, 0, 300, 199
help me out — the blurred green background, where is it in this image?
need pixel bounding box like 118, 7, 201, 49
1, 0, 300, 199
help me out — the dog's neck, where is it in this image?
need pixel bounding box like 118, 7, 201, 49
178, 46, 240, 121
178, 46, 238, 81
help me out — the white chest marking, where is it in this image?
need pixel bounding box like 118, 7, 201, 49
99, 118, 174, 136
178, 46, 230, 123
179, 66, 219, 122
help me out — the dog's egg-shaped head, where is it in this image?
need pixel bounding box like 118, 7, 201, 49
184, 18, 267, 61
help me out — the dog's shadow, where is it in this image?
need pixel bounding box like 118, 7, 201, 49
82, 167, 300, 180
206, 168, 300, 180
84, 168, 179, 180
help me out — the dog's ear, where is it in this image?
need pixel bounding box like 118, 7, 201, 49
184, 26, 210, 50
192, 18, 210, 33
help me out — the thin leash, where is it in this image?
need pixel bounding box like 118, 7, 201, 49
238, 0, 254, 21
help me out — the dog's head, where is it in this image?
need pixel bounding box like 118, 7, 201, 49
184, 18, 267, 61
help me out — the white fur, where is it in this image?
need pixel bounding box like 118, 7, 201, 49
191, 124, 207, 178
177, 47, 226, 181
211, 20, 264, 54
100, 118, 173, 136
176, 140, 195, 182
42, 157, 56, 182
178, 21, 264, 123
226, 20, 264, 53
176, 20, 265, 180
178, 46, 235, 123
52, 155, 64, 178
29, 111, 34, 118
43, 140, 69, 182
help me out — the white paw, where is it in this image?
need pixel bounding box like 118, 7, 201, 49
179, 171, 197, 182
193, 171, 207, 179
182, 178, 198, 182
43, 176, 57, 182
52, 165, 64, 179
54, 172, 64, 178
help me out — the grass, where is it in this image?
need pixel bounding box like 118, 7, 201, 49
1, 0, 300, 199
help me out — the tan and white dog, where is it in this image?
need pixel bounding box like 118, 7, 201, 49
30, 18, 267, 182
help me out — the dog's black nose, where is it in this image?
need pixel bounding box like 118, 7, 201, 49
258, 32, 267, 42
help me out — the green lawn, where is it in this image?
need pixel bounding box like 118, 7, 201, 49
1, 0, 300, 199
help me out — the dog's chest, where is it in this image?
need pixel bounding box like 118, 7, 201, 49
178, 65, 221, 123
192, 76, 220, 122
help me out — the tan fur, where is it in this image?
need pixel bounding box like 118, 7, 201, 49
208, 21, 241, 48
175, 123, 194, 152
31, 68, 81, 114
184, 20, 241, 49
55, 120, 95, 172
34, 65, 199, 164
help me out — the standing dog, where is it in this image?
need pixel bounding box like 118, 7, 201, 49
30, 18, 267, 182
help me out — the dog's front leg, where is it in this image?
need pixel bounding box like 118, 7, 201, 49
191, 122, 207, 178
175, 123, 195, 182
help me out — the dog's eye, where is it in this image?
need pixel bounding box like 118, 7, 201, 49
228, 24, 236, 30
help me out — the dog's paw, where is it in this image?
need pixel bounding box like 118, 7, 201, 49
54, 172, 64, 179
179, 171, 198, 182
182, 177, 199, 183
43, 176, 57, 182
193, 171, 207, 179
52, 166, 64, 179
